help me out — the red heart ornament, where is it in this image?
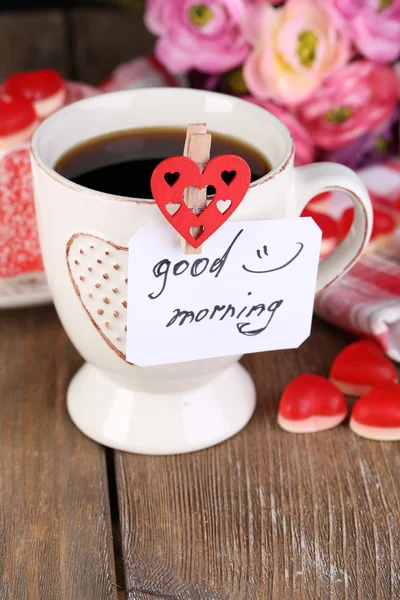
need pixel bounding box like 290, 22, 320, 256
350, 383, 400, 440
278, 374, 347, 433
150, 154, 251, 248
330, 341, 397, 397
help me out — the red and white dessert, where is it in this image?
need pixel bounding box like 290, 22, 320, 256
339, 206, 396, 254
4, 69, 66, 118
301, 207, 339, 258
305, 191, 332, 213
330, 340, 397, 397
0, 96, 38, 150
0, 73, 100, 279
350, 383, 400, 441
278, 374, 347, 433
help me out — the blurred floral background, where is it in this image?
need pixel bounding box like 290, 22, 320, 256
135, 0, 400, 170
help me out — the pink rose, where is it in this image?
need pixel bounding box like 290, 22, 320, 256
328, 0, 400, 64
144, 0, 250, 74
297, 61, 398, 151
242, 0, 350, 106
244, 96, 315, 165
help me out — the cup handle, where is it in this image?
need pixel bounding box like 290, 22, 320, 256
294, 162, 373, 294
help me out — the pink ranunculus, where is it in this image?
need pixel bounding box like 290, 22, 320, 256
395, 61, 400, 96
144, 0, 250, 74
328, 0, 400, 64
297, 61, 398, 152
242, 0, 350, 107
244, 96, 315, 165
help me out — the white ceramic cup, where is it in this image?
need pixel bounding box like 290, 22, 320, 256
31, 88, 372, 455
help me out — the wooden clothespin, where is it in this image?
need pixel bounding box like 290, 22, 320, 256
182, 123, 211, 255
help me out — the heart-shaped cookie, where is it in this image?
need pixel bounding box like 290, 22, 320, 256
4, 69, 65, 118
278, 374, 347, 433
67, 234, 128, 360
0, 97, 38, 148
330, 341, 397, 396
339, 207, 395, 253
150, 154, 251, 248
301, 207, 339, 258
350, 383, 400, 440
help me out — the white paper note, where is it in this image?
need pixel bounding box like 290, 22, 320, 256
127, 219, 321, 366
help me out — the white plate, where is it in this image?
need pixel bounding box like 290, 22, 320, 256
0, 272, 52, 309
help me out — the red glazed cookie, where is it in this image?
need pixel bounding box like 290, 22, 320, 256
339, 206, 395, 253
306, 191, 332, 212
350, 383, 400, 441
0, 96, 38, 149
278, 374, 347, 433
330, 341, 397, 396
4, 69, 65, 118
301, 207, 339, 258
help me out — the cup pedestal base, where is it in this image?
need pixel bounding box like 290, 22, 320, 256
67, 362, 256, 455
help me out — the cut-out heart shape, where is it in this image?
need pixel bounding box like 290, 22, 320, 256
278, 374, 347, 433
151, 154, 251, 248
0, 97, 38, 147
166, 203, 180, 216
216, 199, 231, 214
221, 170, 236, 185
330, 341, 397, 397
350, 383, 400, 440
4, 69, 66, 118
164, 172, 180, 187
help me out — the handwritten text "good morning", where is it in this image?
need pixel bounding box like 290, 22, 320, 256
147, 229, 304, 337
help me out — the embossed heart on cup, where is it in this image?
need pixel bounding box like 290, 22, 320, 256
150, 154, 251, 248
278, 374, 347, 433
330, 341, 397, 397
67, 233, 129, 360
350, 383, 400, 440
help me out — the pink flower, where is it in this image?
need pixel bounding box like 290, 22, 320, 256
328, 0, 400, 64
395, 61, 400, 96
297, 61, 398, 151
244, 96, 315, 165
242, 0, 350, 106
144, 0, 250, 74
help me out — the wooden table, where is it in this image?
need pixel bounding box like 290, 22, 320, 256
1, 9, 399, 599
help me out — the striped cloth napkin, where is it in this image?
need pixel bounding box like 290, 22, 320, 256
314, 159, 400, 362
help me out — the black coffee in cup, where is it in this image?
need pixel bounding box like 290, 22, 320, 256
55, 127, 271, 199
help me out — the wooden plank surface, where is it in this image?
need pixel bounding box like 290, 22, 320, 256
0, 11, 117, 600
116, 319, 400, 600
70, 8, 155, 85
0, 11, 68, 81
